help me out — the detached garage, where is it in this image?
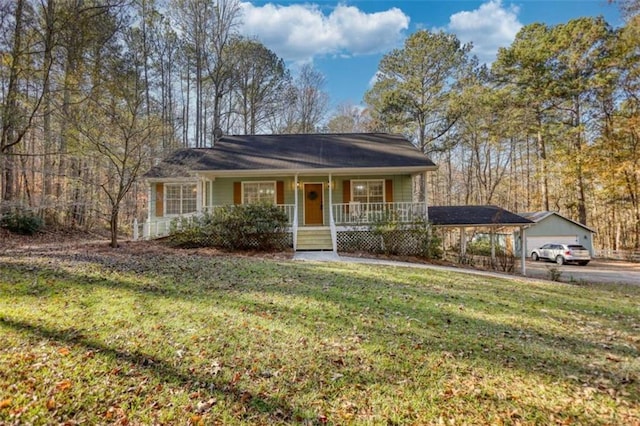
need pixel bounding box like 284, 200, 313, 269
514, 211, 596, 257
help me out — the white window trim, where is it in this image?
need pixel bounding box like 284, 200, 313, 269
351, 179, 385, 203
242, 180, 277, 205
164, 183, 198, 216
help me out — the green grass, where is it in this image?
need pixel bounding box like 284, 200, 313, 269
1, 242, 639, 425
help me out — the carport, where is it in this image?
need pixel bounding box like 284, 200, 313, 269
428, 206, 533, 275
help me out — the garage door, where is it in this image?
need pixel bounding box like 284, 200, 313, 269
526, 236, 579, 257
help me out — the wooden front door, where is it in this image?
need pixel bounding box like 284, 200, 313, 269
304, 183, 324, 225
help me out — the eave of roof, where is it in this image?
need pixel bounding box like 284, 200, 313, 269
428, 205, 533, 227
518, 211, 596, 233
143, 133, 436, 179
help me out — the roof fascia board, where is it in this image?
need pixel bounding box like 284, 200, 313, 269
195, 166, 437, 178
144, 177, 199, 183
432, 223, 532, 227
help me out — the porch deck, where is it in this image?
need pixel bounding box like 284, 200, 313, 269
134, 202, 428, 241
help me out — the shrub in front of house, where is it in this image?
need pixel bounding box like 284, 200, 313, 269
338, 213, 442, 259
168, 203, 289, 250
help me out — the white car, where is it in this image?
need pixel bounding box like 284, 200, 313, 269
531, 243, 591, 266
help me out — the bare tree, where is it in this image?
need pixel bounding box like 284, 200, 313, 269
294, 64, 329, 133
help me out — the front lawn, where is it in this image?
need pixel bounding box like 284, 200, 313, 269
1, 240, 639, 424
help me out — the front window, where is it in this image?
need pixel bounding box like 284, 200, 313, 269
352, 180, 384, 204
165, 183, 197, 215
243, 181, 276, 204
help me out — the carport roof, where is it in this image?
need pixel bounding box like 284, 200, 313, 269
428, 205, 532, 227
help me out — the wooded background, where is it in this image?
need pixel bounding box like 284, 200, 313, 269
0, 0, 638, 250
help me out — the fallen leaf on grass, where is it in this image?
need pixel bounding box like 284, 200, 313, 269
55, 379, 72, 392
189, 414, 204, 425
0, 398, 12, 409
46, 397, 56, 411
58, 347, 70, 356
196, 398, 217, 413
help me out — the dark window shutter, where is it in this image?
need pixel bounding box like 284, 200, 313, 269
276, 181, 284, 204
343, 180, 351, 203
155, 183, 164, 217
385, 179, 393, 203
343, 180, 351, 213
233, 182, 241, 204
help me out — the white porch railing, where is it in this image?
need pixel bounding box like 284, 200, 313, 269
134, 203, 425, 240
134, 212, 200, 240
332, 202, 427, 225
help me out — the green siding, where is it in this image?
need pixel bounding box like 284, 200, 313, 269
151, 174, 417, 225
149, 182, 158, 219
208, 177, 296, 206
333, 175, 413, 203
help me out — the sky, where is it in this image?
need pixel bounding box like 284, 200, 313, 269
236, 0, 623, 111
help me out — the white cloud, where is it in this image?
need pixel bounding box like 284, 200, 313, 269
445, 0, 522, 64
239, 2, 410, 63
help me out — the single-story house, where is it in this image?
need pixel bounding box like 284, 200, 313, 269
513, 211, 596, 256
140, 133, 437, 251
137, 133, 532, 271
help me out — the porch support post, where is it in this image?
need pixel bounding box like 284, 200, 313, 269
490, 227, 496, 268
294, 175, 299, 222
147, 184, 152, 222
328, 173, 337, 253
460, 226, 466, 257
328, 174, 333, 223
521, 226, 527, 276
196, 178, 203, 213
293, 175, 299, 251
423, 171, 429, 222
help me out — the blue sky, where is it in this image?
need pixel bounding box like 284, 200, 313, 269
237, 1, 622, 110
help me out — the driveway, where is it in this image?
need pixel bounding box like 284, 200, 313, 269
525, 258, 640, 285
294, 252, 640, 286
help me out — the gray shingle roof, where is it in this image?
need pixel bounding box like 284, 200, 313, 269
428, 206, 532, 226
518, 211, 595, 233
144, 133, 436, 178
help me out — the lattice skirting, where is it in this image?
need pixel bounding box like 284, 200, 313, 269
337, 230, 424, 256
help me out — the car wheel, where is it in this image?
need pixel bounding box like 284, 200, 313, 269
556, 256, 565, 265
578, 261, 589, 266
531, 253, 539, 261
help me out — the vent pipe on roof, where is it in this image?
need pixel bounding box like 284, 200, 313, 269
213, 127, 223, 147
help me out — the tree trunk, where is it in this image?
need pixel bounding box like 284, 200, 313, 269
110, 207, 119, 248
536, 114, 549, 211
1, 0, 25, 203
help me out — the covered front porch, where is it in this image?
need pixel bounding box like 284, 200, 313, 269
135, 172, 430, 253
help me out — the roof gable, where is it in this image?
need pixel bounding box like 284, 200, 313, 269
518, 211, 595, 233
144, 133, 436, 178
